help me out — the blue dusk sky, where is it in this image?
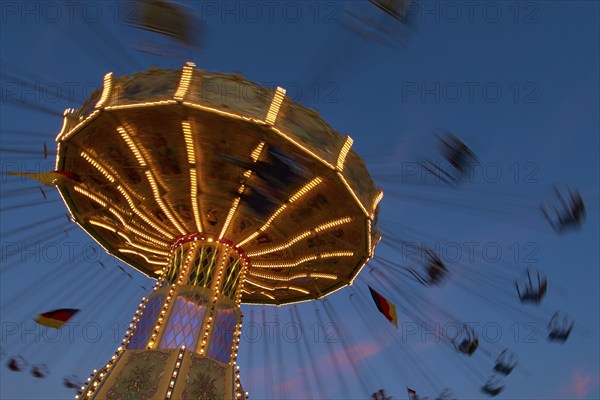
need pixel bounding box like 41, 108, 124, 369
0, 1, 598, 399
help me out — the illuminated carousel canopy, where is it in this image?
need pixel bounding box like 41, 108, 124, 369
55, 62, 382, 305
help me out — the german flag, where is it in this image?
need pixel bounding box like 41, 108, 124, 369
368, 286, 398, 328
34, 309, 79, 329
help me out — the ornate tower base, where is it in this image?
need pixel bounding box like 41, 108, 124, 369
77, 235, 249, 400
86, 348, 239, 399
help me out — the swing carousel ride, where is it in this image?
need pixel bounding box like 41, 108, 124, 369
33, 62, 381, 399
1, 1, 598, 399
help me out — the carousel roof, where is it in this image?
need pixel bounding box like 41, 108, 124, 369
55, 63, 382, 304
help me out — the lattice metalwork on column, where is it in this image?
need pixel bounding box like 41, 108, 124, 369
138, 236, 248, 359
158, 291, 208, 350
221, 255, 242, 299
127, 293, 166, 350
187, 245, 219, 288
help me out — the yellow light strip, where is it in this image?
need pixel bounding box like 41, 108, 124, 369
314, 217, 352, 232
73, 218, 118, 259
247, 216, 353, 257
245, 282, 312, 296
249, 270, 290, 281
265, 87, 286, 125
63, 209, 163, 282
249, 270, 338, 281
277, 285, 310, 295
189, 168, 203, 232
182, 121, 203, 233
370, 189, 384, 219
270, 127, 334, 169
349, 257, 371, 285
259, 206, 286, 230
236, 177, 323, 248
81, 151, 115, 182
241, 284, 325, 306
252, 251, 353, 269
121, 294, 149, 347
374, 232, 382, 248
236, 232, 260, 248
147, 98, 336, 172
145, 171, 187, 235
118, 127, 146, 167
107, 207, 169, 246
219, 197, 240, 239
183, 101, 260, 123
247, 231, 312, 257
74, 183, 173, 245
312, 273, 339, 279
88, 220, 116, 233
81, 148, 144, 201
56, 188, 75, 222
118, 249, 168, 265
336, 136, 353, 171
337, 171, 369, 217
120, 123, 185, 232
319, 251, 354, 257
289, 177, 322, 202
317, 283, 349, 299
56, 109, 100, 142
104, 100, 177, 111
88, 219, 170, 255
174, 62, 195, 100
246, 279, 275, 291
74, 186, 107, 207
367, 219, 373, 257
199, 248, 230, 355
56, 108, 72, 142
230, 321, 243, 365
61, 96, 334, 175
116, 231, 171, 256
260, 291, 275, 300
220, 142, 266, 240
182, 121, 196, 164
258, 298, 316, 307
95, 72, 113, 109
116, 185, 175, 239
54, 142, 61, 170
234, 260, 251, 306
251, 142, 266, 162
165, 347, 186, 400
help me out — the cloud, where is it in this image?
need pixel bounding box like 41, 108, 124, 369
563, 370, 600, 399
274, 375, 304, 397
327, 339, 381, 364
241, 327, 392, 398
273, 339, 384, 398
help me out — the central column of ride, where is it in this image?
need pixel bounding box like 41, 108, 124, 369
80, 234, 249, 400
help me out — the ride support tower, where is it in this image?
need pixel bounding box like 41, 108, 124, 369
80, 235, 248, 399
